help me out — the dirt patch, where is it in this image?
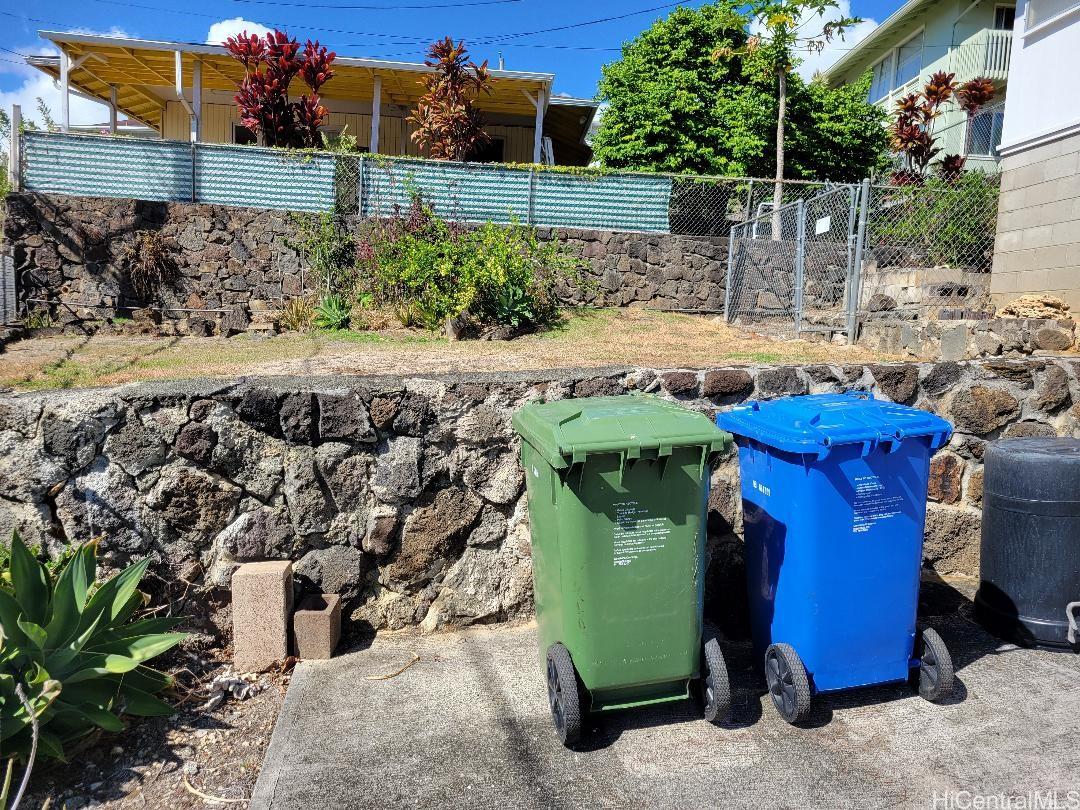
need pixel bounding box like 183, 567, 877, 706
0, 309, 888, 392
20, 659, 287, 809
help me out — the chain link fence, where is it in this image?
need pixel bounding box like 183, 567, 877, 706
860, 175, 999, 320
726, 184, 860, 338
725, 199, 803, 325
667, 176, 833, 237
726, 174, 1000, 342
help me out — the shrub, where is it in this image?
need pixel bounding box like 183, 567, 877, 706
223, 30, 336, 149
123, 231, 179, 303
358, 195, 581, 333
408, 38, 494, 161
279, 297, 316, 332
287, 212, 354, 293
1, 533, 186, 780
314, 293, 351, 330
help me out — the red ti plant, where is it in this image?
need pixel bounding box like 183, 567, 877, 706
408, 37, 495, 161
888, 71, 995, 183
224, 30, 336, 148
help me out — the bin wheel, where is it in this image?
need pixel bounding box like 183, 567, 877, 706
698, 635, 731, 725
914, 627, 954, 702
765, 643, 812, 725
546, 643, 583, 747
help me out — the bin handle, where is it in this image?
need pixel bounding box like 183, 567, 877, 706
558, 461, 587, 494
1067, 602, 1080, 645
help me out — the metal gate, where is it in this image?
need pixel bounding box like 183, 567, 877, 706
724, 182, 867, 342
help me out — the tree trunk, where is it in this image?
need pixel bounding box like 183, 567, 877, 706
771, 69, 787, 240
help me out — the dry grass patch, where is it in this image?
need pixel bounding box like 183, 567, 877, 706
0, 309, 888, 392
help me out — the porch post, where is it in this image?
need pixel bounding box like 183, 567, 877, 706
532, 88, 545, 164
109, 86, 118, 134
191, 59, 202, 142
370, 75, 382, 154
60, 50, 70, 133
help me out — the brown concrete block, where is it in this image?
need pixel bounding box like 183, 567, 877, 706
293, 594, 342, 660
232, 561, 293, 672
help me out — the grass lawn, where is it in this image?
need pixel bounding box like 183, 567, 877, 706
0, 308, 889, 392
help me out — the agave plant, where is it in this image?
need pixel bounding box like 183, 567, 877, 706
314, 293, 351, 330
0, 532, 186, 767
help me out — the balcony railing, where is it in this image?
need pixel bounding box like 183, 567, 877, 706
954, 28, 1013, 83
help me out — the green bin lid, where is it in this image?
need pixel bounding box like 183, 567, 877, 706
511, 395, 731, 470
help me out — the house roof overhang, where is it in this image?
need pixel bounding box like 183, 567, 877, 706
820, 0, 933, 85
29, 30, 557, 133
544, 96, 598, 165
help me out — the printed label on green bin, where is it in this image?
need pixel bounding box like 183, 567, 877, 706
852, 474, 904, 534
613, 501, 671, 566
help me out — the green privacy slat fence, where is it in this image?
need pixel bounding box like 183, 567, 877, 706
20, 132, 673, 231
22, 131, 192, 201
194, 144, 336, 212
533, 172, 671, 232
360, 158, 532, 223
360, 157, 672, 233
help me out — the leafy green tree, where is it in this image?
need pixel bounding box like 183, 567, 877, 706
785, 72, 892, 182
591, 3, 749, 175
592, 2, 889, 182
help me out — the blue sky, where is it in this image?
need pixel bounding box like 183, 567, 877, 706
0, 0, 903, 126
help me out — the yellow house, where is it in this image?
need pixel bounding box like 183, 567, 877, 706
26, 30, 597, 166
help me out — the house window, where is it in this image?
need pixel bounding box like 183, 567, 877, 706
469, 137, 505, 163
993, 5, 1016, 29
869, 54, 894, 101
1027, 0, 1080, 28
894, 31, 923, 88
232, 124, 257, 145
967, 108, 1005, 157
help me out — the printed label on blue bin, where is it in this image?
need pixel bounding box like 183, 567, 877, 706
612, 501, 671, 566
852, 474, 904, 534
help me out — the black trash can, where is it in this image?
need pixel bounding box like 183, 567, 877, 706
975, 437, 1080, 650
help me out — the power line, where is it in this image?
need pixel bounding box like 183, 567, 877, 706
19, 0, 624, 53
472, 3, 682, 44
232, 0, 523, 8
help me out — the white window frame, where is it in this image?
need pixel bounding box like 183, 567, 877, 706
866, 26, 925, 105
869, 52, 895, 102
1026, 0, 1080, 34
966, 107, 1006, 157
993, 4, 1017, 30
892, 27, 925, 90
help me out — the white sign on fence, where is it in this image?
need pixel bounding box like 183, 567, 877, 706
815, 215, 831, 235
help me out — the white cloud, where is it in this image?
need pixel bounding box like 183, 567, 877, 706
206, 18, 273, 46
0, 33, 134, 130
0, 70, 112, 129
750, 1, 879, 81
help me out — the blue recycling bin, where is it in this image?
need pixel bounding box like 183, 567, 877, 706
717, 393, 956, 724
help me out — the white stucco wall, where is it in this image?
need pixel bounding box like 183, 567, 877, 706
999, 0, 1080, 153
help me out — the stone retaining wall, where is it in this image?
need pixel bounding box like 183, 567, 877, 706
859, 317, 1078, 360
1, 359, 1076, 637
541, 227, 727, 311
2, 193, 729, 322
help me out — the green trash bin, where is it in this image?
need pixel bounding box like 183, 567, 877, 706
512, 395, 732, 746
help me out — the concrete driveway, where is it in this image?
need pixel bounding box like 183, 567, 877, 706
251, 580, 1080, 809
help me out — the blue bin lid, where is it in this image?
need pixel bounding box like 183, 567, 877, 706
716, 392, 952, 459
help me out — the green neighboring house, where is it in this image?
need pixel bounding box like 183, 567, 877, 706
821, 0, 1015, 172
